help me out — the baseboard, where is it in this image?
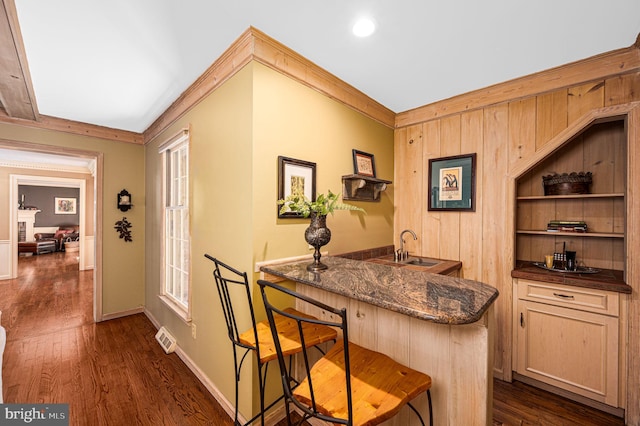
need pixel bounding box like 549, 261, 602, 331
143, 309, 287, 426
100, 306, 144, 321
144, 308, 161, 329
512, 373, 625, 418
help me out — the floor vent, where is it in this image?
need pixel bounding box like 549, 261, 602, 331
155, 327, 177, 354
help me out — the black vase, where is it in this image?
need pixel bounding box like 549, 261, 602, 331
305, 212, 331, 272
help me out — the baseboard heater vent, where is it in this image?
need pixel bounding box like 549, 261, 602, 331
155, 326, 177, 354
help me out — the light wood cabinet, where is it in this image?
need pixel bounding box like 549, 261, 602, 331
512, 118, 629, 412
514, 279, 620, 407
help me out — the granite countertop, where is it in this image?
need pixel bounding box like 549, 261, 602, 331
259, 256, 499, 325
512, 260, 632, 294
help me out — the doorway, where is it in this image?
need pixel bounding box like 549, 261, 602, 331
1, 141, 104, 322
13, 176, 87, 272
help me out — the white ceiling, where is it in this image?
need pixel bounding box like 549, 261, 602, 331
13, 0, 640, 133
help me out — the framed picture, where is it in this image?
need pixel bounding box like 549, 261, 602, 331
55, 197, 77, 214
277, 156, 316, 218
352, 149, 376, 177
428, 153, 476, 212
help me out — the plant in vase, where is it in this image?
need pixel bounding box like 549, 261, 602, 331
278, 190, 365, 271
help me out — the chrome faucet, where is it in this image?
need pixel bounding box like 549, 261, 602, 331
397, 229, 417, 261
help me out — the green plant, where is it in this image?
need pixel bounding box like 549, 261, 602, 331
278, 190, 365, 217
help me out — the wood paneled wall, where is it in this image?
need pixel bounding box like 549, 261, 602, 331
394, 43, 640, 423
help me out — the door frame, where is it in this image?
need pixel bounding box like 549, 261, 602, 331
1, 140, 104, 322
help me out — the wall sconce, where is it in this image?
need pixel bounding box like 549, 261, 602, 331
117, 189, 133, 212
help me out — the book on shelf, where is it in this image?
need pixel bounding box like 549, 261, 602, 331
548, 220, 587, 225
547, 220, 587, 233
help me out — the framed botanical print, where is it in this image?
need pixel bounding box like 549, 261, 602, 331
277, 156, 316, 218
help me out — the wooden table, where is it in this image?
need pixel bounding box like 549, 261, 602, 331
260, 256, 499, 426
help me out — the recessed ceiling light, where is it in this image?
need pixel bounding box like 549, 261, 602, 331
352, 17, 376, 37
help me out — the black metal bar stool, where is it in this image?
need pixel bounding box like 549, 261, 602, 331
258, 279, 433, 426
205, 254, 337, 425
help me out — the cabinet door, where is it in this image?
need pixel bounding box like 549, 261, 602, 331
516, 299, 619, 406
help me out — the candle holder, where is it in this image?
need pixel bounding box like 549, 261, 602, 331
117, 189, 133, 212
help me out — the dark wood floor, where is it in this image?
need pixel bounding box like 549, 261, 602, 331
0, 252, 626, 425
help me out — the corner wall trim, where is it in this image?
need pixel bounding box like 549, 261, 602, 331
0, 241, 10, 280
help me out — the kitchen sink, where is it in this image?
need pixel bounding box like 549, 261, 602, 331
402, 257, 440, 267
361, 253, 460, 275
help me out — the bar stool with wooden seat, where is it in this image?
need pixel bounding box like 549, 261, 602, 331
204, 255, 337, 426
258, 279, 433, 426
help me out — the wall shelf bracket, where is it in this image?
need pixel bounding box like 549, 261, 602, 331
342, 174, 391, 202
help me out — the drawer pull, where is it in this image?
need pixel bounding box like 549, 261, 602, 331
553, 292, 575, 300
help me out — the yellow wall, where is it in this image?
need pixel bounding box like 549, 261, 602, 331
144, 63, 254, 416
252, 62, 394, 261
0, 123, 145, 314
143, 61, 394, 420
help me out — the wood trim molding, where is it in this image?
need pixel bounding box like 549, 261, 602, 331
0, 109, 144, 144
625, 103, 640, 424
507, 102, 640, 180
143, 27, 395, 144
0, 137, 103, 166
143, 29, 255, 143
0, 0, 143, 144
396, 40, 640, 128
0, 0, 38, 120
1, 17, 637, 146
249, 27, 395, 129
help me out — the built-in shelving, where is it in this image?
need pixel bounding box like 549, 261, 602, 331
516, 230, 624, 238
512, 117, 630, 412
514, 120, 626, 272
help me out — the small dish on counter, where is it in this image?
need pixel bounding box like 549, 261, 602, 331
532, 262, 600, 274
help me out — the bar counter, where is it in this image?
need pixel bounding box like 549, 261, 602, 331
259, 255, 499, 425
260, 256, 499, 324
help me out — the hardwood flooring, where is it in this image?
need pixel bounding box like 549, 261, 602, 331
0, 252, 626, 425
1, 253, 232, 426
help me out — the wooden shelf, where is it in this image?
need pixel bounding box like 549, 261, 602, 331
517, 193, 624, 200
342, 174, 391, 202
516, 230, 624, 238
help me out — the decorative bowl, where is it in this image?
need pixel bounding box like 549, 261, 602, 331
542, 172, 592, 196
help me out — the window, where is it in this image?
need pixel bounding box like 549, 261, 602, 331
159, 129, 190, 320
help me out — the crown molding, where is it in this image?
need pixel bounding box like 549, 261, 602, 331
143, 27, 395, 144
396, 39, 640, 128
0, 157, 92, 174
0, 138, 99, 176
249, 27, 395, 128
0, 109, 144, 144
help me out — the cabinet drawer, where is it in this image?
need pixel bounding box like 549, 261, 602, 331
517, 279, 619, 317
